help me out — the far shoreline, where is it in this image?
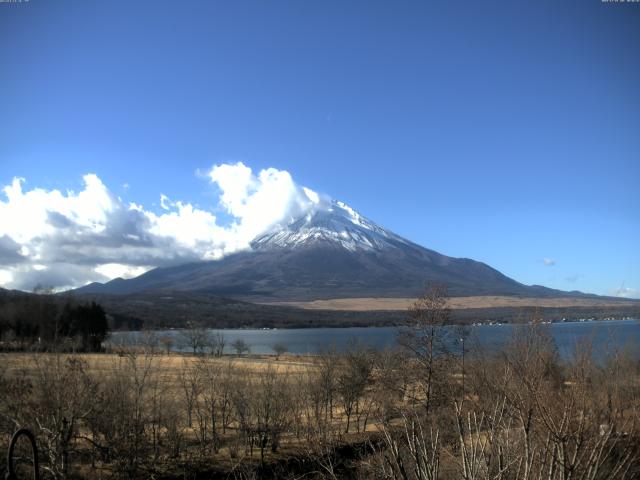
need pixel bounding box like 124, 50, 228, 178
109, 316, 639, 334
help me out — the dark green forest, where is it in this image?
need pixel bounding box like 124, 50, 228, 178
0, 291, 109, 351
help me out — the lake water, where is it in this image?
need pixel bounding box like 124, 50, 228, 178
109, 319, 640, 360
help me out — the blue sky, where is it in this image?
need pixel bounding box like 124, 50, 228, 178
0, 0, 638, 296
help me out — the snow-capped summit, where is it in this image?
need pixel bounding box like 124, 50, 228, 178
251, 200, 411, 252
74, 196, 566, 301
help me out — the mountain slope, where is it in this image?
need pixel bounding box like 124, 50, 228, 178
73, 200, 589, 301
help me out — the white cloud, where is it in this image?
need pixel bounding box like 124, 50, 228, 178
612, 286, 639, 299
94, 263, 150, 280
0, 269, 13, 286
543, 258, 556, 266
0, 163, 323, 291
206, 162, 322, 252
146, 200, 229, 257
159, 194, 171, 210
303, 187, 320, 204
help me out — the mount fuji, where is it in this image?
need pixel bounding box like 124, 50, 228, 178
74, 199, 582, 301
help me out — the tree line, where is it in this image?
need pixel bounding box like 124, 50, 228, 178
0, 292, 109, 352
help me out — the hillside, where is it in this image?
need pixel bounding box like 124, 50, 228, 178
73, 199, 599, 302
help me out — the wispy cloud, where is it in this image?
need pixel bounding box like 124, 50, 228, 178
543, 258, 556, 266
611, 286, 639, 299
0, 163, 323, 291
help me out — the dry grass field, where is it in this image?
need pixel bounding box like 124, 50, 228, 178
0, 350, 390, 478
0, 351, 318, 379
265, 295, 640, 311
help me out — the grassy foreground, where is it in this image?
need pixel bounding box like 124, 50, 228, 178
1, 322, 639, 479
0, 350, 392, 479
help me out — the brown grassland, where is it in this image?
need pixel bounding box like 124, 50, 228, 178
264, 295, 640, 311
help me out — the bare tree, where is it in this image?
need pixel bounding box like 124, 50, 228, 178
159, 335, 174, 355
337, 343, 373, 433
207, 332, 226, 357
140, 330, 160, 354
399, 284, 451, 413
86, 351, 157, 478
232, 338, 251, 356
29, 355, 97, 479
378, 411, 441, 480
218, 360, 236, 434
230, 365, 296, 465
160, 395, 185, 459
178, 360, 200, 428
194, 357, 226, 454
374, 348, 412, 414
180, 326, 209, 355
317, 348, 339, 425
272, 342, 287, 359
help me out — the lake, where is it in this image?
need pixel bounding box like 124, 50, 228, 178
109, 319, 640, 360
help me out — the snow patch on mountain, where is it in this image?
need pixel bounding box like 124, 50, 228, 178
251, 200, 411, 252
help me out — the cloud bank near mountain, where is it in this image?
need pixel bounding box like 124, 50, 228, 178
0, 163, 321, 291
